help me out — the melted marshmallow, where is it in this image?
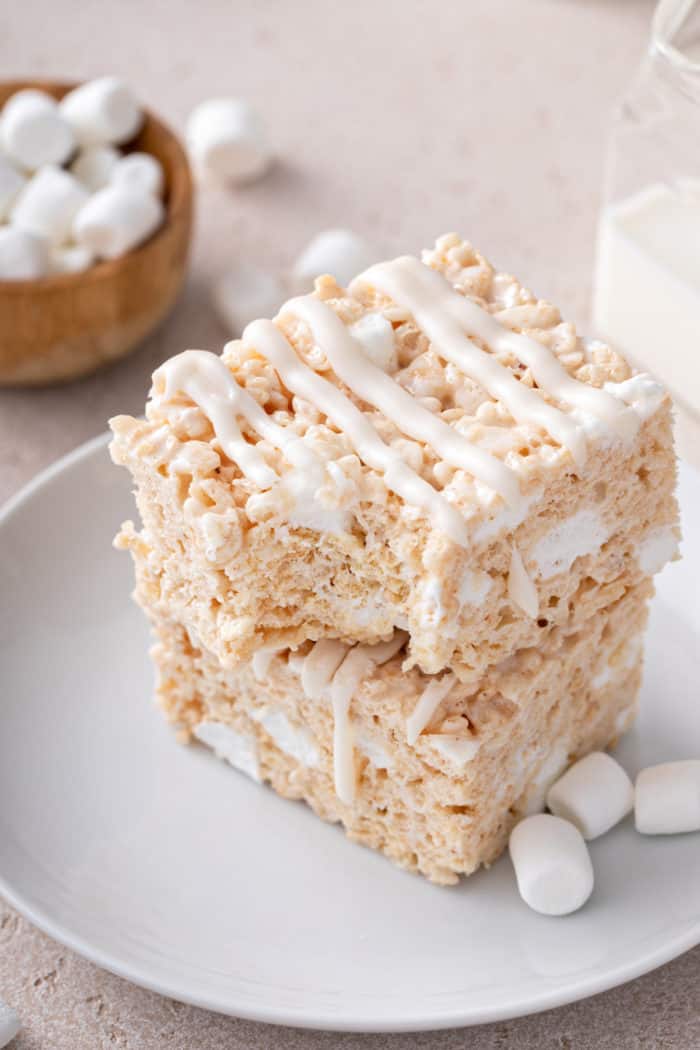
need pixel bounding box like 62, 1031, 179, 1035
249, 707, 320, 767
252, 648, 277, 682
194, 721, 261, 782
244, 318, 471, 545
637, 526, 679, 575
406, 673, 456, 745
508, 545, 539, 618
428, 735, 480, 766
531, 509, 609, 579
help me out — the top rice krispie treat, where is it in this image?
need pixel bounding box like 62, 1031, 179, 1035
110, 234, 679, 681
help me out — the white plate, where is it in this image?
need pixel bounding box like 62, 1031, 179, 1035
0, 435, 699, 1033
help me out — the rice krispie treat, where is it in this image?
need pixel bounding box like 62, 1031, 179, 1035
110, 234, 679, 681
146, 579, 652, 884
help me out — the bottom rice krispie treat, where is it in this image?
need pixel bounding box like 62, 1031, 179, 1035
146, 578, 652, 884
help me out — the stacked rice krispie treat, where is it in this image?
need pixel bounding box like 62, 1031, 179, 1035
110, 234, 679, 884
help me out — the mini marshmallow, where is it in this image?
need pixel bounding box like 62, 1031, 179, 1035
70, 144, 120, 191
111, 151, 164, 197
635, 760, 700, 835
11, 165, 89, 246
291, 229, 376, 292
212, 262, 285, 335
1, 89, 75, 169
547, 751, 634, 840
49, 243, 95, 275
186, 97, 271, 183
0, 155, 26, 220
509, 813, 594, 916
0, 1000, 20, 1048
60, 77, 143, 147
73, 183, 164, 259
349, 312, 397, 371
0, 226, 49, 280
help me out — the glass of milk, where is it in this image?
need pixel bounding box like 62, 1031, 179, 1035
593, 0, 700, 465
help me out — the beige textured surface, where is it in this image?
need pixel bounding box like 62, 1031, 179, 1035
1, 0, 698, 1045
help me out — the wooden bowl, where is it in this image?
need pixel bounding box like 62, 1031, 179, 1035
0, 80, 194, 386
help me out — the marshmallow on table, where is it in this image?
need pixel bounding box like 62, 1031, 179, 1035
635, 760, 700, 834
73, 183, 164, 260
70, 144, 120, 191
49, 243, 94, 275
111, 151, 164, 197
546, 751, 634, 840
60, 77, 143, 147
0, 227, 49, 279
212, 262, 285, 336
0, 155, 26, 220
11, 165, 88, 246
0, 1000, 20, 1048
1, 89, 75, 169
509, 813, 594, 916
186, 98, 271, 183
291, 229, 376, 292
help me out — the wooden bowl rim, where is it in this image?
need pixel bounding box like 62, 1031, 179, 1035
0, 78, 193, 294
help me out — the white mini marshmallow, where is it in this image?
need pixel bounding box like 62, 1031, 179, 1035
11, 165, 89, 246
212, 262, 285, 335
509, 813, 594, 916
73, 183, 164, 260
60, 77, 143, 146
291, 228, 376, 291
70, 144, 119, 191
0, 155, 26, 220
49, 243, 95, 275
547, 752, 634, 840
186, 97, 271, 183
0, 226, 49, 279
0, 1000, 20, 1048
635, 760, 700, 835
1, 89, 75, 169
111, 151, 164, 197
349, 312, 397, 371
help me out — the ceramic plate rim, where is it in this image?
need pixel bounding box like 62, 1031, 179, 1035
0, 434, 698, 1033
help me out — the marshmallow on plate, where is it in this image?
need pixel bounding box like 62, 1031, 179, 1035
60, 77, 143, 147
186, 98, 271, 183
0, 226, 48, 280
212, 262, 285, 336
546, 751, 634, 840
1, 89, 75, 169
73, 183, 164, 259
509, 813, 594, 916
49, 243, 95, 275
291, 228, 376, 292
111, 151, 164, 197
0, 1000, 20, 1048
11, 165, 88, 245
635, 760, 700, 834
70, 144, 120, 191
0, 155, 26, 220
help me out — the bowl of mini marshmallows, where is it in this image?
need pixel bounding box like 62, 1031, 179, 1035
0, 78, 193, 385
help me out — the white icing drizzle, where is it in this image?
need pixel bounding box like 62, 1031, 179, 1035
406, 673, 456, 746
281, 295, 520, 506
152, 349, 319, 489
352, 257, 638, 459
300, 639, 350, 700
243, 318, 472, 546
508, 544, 539, 618
328, 631, 407, 804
